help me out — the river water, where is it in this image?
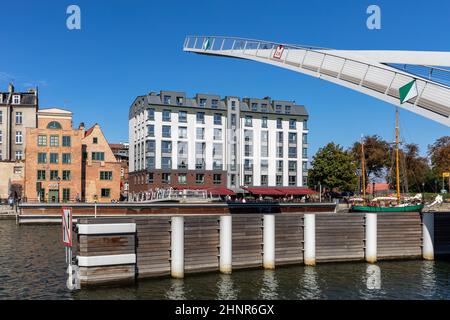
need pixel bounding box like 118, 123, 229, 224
1, 220, 449, 300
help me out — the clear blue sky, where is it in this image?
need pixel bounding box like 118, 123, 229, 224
1, 0, 449, 159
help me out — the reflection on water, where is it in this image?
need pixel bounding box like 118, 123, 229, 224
217, 274, 237, 300
1, 220, 450, 300
366, 265, 381, 290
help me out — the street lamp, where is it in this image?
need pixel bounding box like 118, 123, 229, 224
57, 177, 61, 203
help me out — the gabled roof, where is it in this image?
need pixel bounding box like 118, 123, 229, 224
84, 124, 98, 137
38, 108, 72, 114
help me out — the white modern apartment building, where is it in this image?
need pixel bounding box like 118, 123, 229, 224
128, 91, 309, 193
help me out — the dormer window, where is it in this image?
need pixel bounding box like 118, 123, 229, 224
176, 97, 183, 105
199, 98, 207, 107
285, 106, 291, 114
211, 99, 219, 109
12, 95, 20, 104
163, 95, 171, 104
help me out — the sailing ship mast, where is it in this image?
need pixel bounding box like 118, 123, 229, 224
361, 135, 366, 201
395, 107, 401, 203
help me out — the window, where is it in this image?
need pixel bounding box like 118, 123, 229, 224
162, 173, 171, 184
148, 173, 154, 184
146, 140, 156, 153
15, 131, 22, 144
303, 119, 308, 130
213, 143, 222, 157
275, 105, 282, 113
12, 95, 20, 104
251, 103, 258, 112
62, 136, 71, 147
277, 132, 283, 143
62, 170, 71, 181
50, 170, 59, 181
13, 167, 22, 174
15, 112, 22, 124
199, 98, 207, 107
147, 108, 155, 120
277, 118, 282, 129
15, 151, 23, 160
176, 97, 183, 105
196, 142, 205, 155
62, 189, 70, 202
0, 111, 2, 123
302, 161, 308, 172
211, 99, 219, 109
262, 117, 268, 128
196, 128, 204, 140
277, 160, 283, 172
213, 128, 222, 141
147, 124, 155, 137
62, 153, 71, 164
261, 160, 269, 171
231, 114, 236, 126
276, 175, 283, 186
178, 158, 188, 169
302, 134, 308, 144
230, 174, 236, 187
261, 175, 268, 186
277, 146, 283, 158
162, 110, 171, 121
261, 104, 268, 112
289, 147, 297, 158
303, 148, 308, 158
162, 125, 171, 138
244, 130, 252, 143
196, 174, 204, 184
92, 152, 105, 161
38, 135, 47, 146
101, 188, 111, 198
231, 101, 236, 110
100, 171, 113, 180
0, 130, 2, 143
37, 170, 46, 180
285, 106, 291, 114
196, 112, 205, 124
213, 159, 222, 170
50, 135, 59, 147
178, 127, 187, 139
213, 174, 222, 185
261, 131, 268, 143
244, 175, 252, 185
161, 157, 172, 169
245, 115, 252, 127
289, 161, 297, 172
195, 158, 205, 170
47, 121, 62, 129
289, 133, 297, 144
38, 153, 47, 164
289, 119, 296, 130
163, 95, 171, 104
93, 137, 98, 144
289, 176, 297, 186
303, 177, 308, 186
50, 153, 59, 164
178, 111, 187, 123
178, 174, 187, 184
214, 113, 222, 125
146, 157, 155, 169
178, 142, 188, 158
161, 141, 172, 154
244, 159, 253, 171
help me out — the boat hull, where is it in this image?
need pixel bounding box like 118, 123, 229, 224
351, 204, 424, 212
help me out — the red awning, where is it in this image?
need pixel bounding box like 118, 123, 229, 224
275, 187, 319, 195
244, 188, 285, 195
207, 187, 236, 196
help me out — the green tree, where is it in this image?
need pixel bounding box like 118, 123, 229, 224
350, 135, 390, 183
308, 143, 357, 192
428, 136, 450, 176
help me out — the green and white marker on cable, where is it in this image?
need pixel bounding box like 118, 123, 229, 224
399, 80, 418, 104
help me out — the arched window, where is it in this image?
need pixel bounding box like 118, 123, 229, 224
47, 121, 62, 129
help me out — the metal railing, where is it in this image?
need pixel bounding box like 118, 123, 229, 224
184, 35, 450, 121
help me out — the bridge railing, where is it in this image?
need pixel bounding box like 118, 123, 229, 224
184, 35, 450, 121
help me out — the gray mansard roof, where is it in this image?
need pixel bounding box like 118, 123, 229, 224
129, 90, 308, 119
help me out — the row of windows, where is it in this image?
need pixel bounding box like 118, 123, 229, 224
135, 173, 222, 185
36, 170, 113, 181
37, 135, 71, 147
147, 109, 223, 125
37, 152, 72, 164
243, 175, 299, 186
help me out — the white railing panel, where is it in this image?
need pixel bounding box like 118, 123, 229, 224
302, 51, 324, 70
341, 60, 368, 83
285, 49, 306, 66
321, 55, 345, 76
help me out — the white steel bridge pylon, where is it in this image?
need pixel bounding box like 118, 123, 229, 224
183, 36, 450, 128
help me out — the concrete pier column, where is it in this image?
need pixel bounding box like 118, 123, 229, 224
220, 215, 232, 274
171, 216, 184, 278
365, 213, 377, 263
263, 215, 275, 269
304, 214, 316, 266
422, 213, 434, 261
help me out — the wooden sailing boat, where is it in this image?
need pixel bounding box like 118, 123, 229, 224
351, 108, 424, 213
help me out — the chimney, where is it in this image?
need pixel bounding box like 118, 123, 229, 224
8, 83, 14, 93
78, 122, 85, 131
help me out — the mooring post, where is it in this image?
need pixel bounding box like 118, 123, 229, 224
263, 214, 275, 269
304, 214, 316, 266
171, 216, 184, 278
220, 215, 232, 274
422, 212, 434, 261
365, 213, 377, 263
